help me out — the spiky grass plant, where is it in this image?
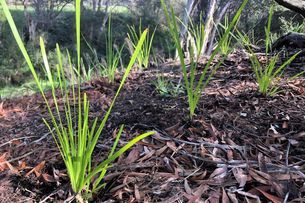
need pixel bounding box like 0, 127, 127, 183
127, 19, 156, 69
249, 49, 299, 96
218, 16, 233, 55
248, 5, 302, 96
102, 15, 124, 82
1, 0, 154, 200
177, 11, 205, 58
161, 0, 248, 118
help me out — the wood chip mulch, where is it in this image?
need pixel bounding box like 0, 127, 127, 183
0, 51, 305, 202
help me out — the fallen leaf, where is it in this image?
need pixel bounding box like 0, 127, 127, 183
26, 161, 45, 177
233, 168, 247, 187
42, 173, 56, 182
184, 179, 192, 195
134, 184, 141, 200
6, 162, 19, 174
256, 188, 282, 203
166, 141, 177, 152
125, 148, 140, 164
209, 166, 228, 180
0, 153, 8, 172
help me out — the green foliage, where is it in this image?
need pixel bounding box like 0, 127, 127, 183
102, 15, 124, 82
249, 49, 299, 96
280, 17, 305, 33
218, 16, 233, 55
247, 5, 304, 96
180, 12, 205, 57
161, 0, 248, 118
127, 20, 156, 69
265, 5, 274, 54
153, 74, 184, 97
81, 16, 124, 83
1, 0, 154, 200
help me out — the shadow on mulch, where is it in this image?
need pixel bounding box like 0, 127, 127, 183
1, 51, 305, 202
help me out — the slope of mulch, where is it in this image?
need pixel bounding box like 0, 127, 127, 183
1, 51, 305, 202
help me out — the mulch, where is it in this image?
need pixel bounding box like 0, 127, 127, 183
0, 50, 305, 202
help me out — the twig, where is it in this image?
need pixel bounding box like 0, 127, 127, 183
138, 123, 246, 153
6, 150, 38, 163
283, 192, 290, 203
32, 129, 54, 143
286, 141, 291, 167
0, 136, 37, 148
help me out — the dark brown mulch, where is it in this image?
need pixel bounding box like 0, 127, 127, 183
1, 51, 305, 202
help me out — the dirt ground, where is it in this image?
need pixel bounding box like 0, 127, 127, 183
1, 51, 305, 202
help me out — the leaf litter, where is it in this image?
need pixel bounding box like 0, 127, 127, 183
0, 51, 305, 202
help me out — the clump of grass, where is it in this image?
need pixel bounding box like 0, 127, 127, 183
247, 5, 302, 96
217, 16, 233, 55
127, 19, 156, 69
161, 0, 248, 118
102, 15, 124, 82
1, 0, 154, 201
179, 12, 205, 58
249, 49, 299, 96
153, 74, 184, 97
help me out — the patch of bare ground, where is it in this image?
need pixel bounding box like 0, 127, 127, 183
0, 51, 305, 202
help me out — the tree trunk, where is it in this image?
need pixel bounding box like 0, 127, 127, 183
180, 0, 197, 42
274, 0, 305, 17
206, 0, 233, 55
202, 0, 217, 55
92, 0, 97, 11
178, 0, 197, 58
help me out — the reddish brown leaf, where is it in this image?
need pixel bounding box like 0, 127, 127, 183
26, 161, 45, 177
233, 168, 247, 187
0, 153, 8, 172
7, 162, 19, 174
209, 166, 228, 180
125, 148, 140, 164
256, 188, 282, 203
155, 145, 168, 156
222, 188, 230, 203
166, 141, 177, 152
42, 173, 56, 182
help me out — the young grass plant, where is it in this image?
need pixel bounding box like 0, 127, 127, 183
247, 5, 302, 96
1, 0, 154, 200
249, 48, 299, 96
153, 74, 184, 97
161, 0, 248, 118
217, 16, 233, 55
102, 15, 124, 82
127, 19, 156, 69
178, 12, 205, 58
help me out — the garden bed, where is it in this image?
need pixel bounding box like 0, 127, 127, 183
1, 52, 305, 202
